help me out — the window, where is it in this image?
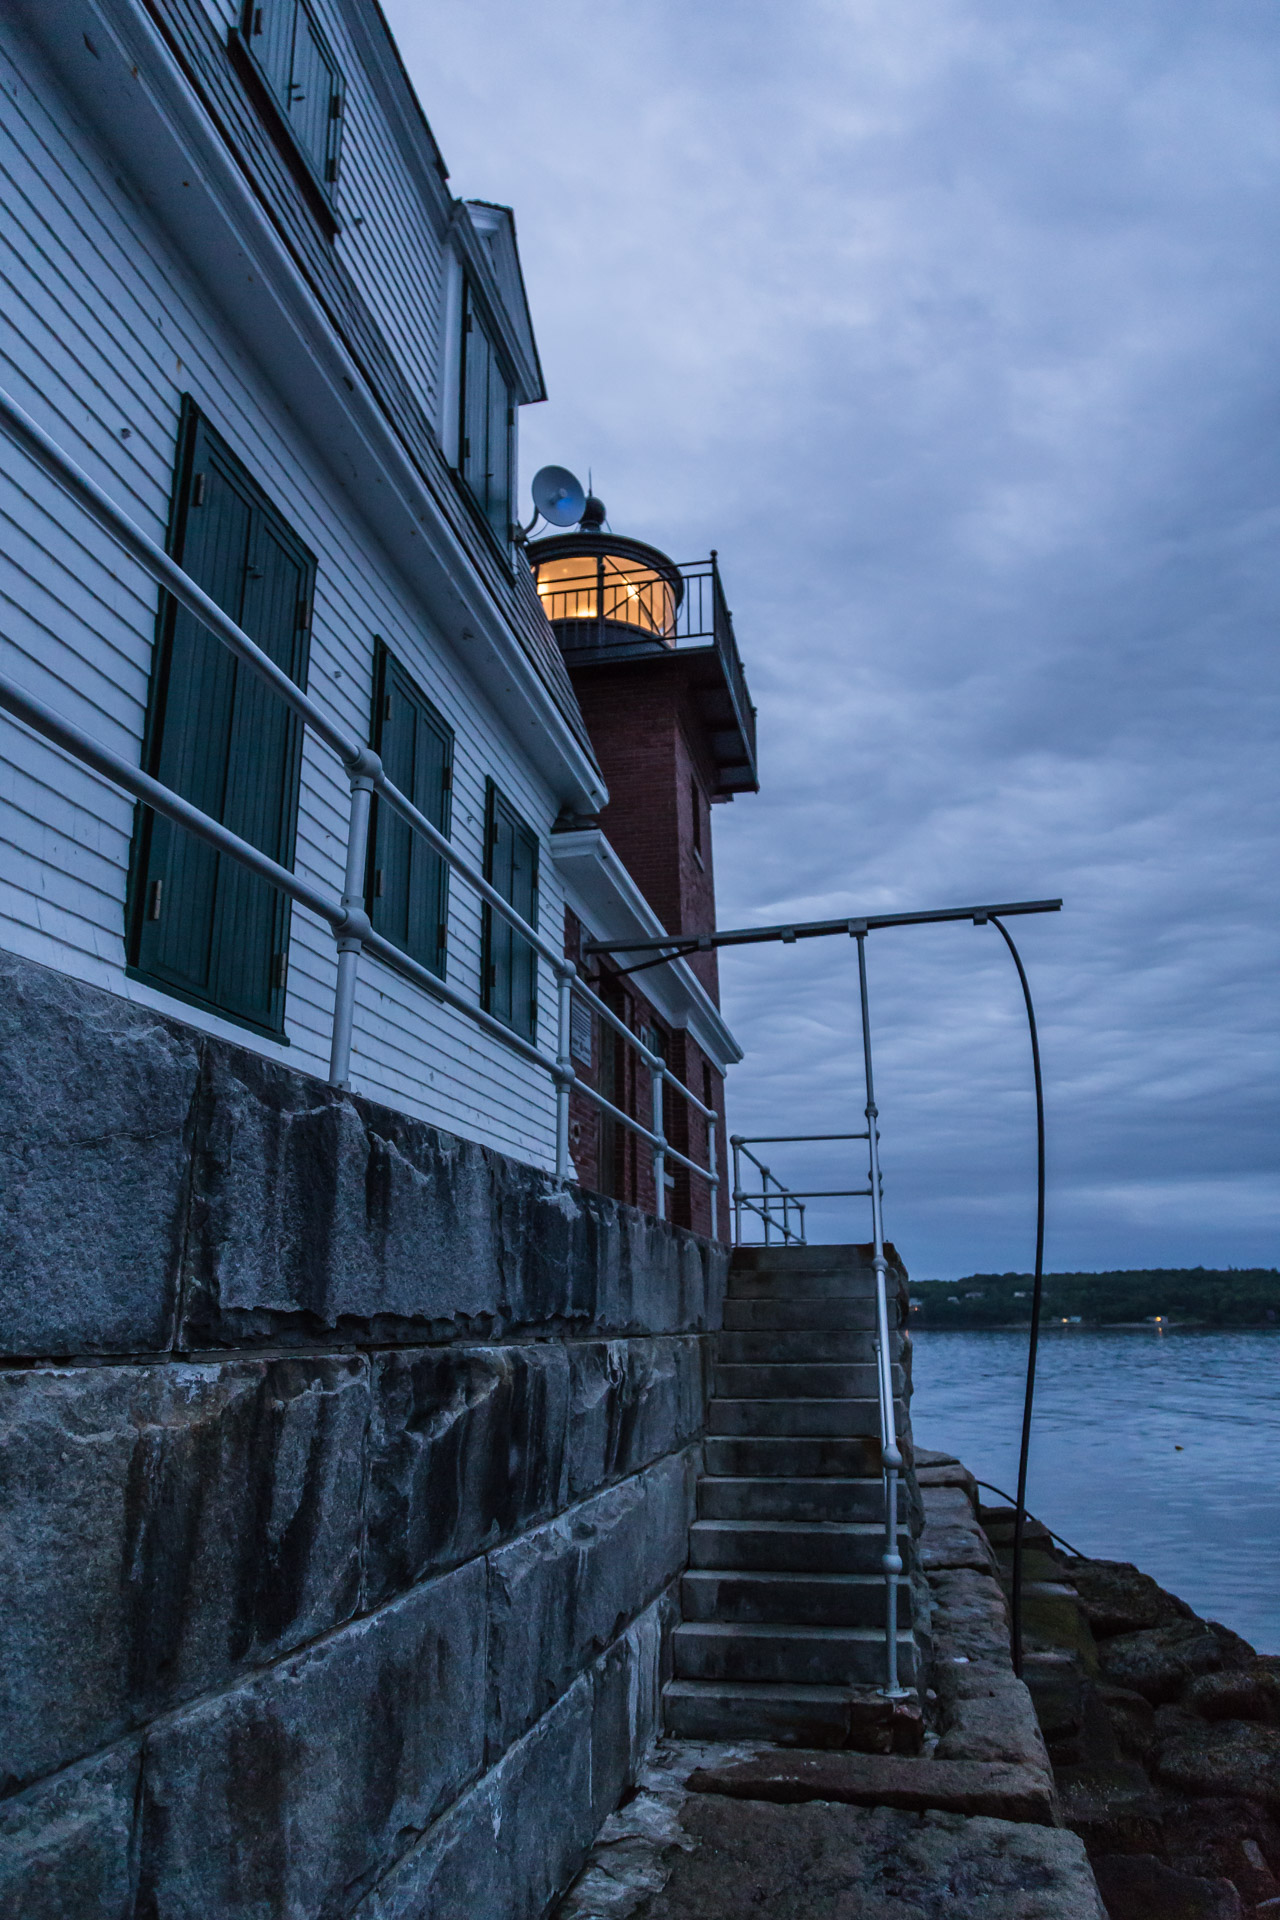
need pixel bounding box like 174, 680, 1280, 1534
482, 781, 538, 1040
128, 400, 314, 1036
240, 0, 345, 200
367, 645, 453, 979
459, 280, 514, 546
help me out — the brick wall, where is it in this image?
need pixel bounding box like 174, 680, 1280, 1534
569, 665, 722, 1004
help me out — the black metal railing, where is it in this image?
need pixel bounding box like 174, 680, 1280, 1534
535, 551, 757, 779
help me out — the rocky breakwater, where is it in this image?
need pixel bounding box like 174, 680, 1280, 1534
976, 1502, 1280, 1917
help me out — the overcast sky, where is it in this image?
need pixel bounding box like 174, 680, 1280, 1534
385, 0, 1279, 1278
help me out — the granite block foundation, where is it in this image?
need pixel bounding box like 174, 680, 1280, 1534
0, 952, 725, 1917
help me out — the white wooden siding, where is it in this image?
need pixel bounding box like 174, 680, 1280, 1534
0, 16, 563, 1168
189, 0, 448, 429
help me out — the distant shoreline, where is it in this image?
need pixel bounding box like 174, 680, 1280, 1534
906, 1266, 1280, 1331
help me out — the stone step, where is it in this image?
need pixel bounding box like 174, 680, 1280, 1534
716, 1329, 896, 1364
689, 1518, 897, 1574
708, 1398, 904, 1438
698, 1476, 887, 1522
662, 1679, 924, 1752
722, 1297, 881, 1333
705, 1435, 888, 1477
728, 1268, 880, 1301
713, 1362, 900, 1399
681, 1569, 909, 1628
730, 1244, 874, 1275
672, 1620, 917, 1687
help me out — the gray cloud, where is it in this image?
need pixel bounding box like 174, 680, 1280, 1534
384, 0, 1279, 1274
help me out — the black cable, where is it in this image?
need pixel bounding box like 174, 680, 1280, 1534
970, 1480, 1085, 1561
989, 915, 1046, 1680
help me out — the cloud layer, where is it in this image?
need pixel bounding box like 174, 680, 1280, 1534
384, 0, 1280, 1275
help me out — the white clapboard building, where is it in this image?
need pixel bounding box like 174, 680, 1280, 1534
0, 0, 751, 1194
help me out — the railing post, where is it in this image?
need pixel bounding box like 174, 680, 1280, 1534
730, 1135, 743, 1245
762, 1167, 772, 1245
855, 931, 908, 1699
651, 1058, 666, 1222
329, 758, 378, 1088
555, 963, 575, 1181
707, 1106, 718, 1237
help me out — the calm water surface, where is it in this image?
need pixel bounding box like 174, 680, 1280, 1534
909, 1328, 1280, 1653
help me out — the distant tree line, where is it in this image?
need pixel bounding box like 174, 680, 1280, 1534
907, 1268, 1280, 1329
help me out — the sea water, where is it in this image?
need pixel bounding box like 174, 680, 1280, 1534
909, 1327, 1280, 1653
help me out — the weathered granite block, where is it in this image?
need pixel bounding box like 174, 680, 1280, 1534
180, 1047, 503, 1344
485, 1450, 696, 1761
0, 1355, 367, 1791
0, 952, 200, 1355
352, 1673, 596, 1920
589, 1587, 675, 1831
180, 1043, 724, 1345
0, 1739, 140, 1920
364, 1344, 570, 1602
135, 1560, 486, 1918
567, 1336, 704, 1498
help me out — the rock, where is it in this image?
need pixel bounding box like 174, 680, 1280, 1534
1069, 1560, 1197, 1638
1090, 1852, 1242, 1920
684, 1751, 1058, 1824
0, 1739, 140, 1920
626, 1798, 1106, 1918
936, 1680, 1055, 1774
1055, 1760, 1166, 1855
0, 951, 200, 1356
485, 1451, 695, 1760
1097, 1684, 1157, 1760
1184, 1662, 1280, 1727
352, 1672, 596, 1920
134, 1561, 488, 1916
364, 1345, 570, 1601
1160, 1795, 1280, 1894
929, 1567, 1015, 1668
0, 1355, 367, 1791
1155, 1720, 1280, 1808
1099, 1621, 1254, 1704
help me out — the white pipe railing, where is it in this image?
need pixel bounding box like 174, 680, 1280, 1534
729, 1130, 874, 1245
0, 386, 717, 1202
855, 931, 908, 1699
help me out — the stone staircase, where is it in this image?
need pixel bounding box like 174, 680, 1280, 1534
664, 1244, 921, 1747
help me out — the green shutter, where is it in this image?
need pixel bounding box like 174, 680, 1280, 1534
459, 281, 514, 546
243, 0, 344, 193
367, 644, 453, 978
481, 779, 539, 1040
128, 400, 314, 1036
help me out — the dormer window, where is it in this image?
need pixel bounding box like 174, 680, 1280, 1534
459, 280, 514, 546
240, 0, 345, 201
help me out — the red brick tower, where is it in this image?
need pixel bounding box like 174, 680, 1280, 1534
530, 497, 758, 1236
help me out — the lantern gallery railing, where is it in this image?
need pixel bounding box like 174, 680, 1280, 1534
0, 387, 717, 1214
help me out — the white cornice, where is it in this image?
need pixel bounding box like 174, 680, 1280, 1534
16, 0, 605, 813
552, 830, 743, 1072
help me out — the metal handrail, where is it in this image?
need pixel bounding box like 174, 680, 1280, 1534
729, 1131, 873, 1246
732, 965, 908, 1703
854, 932, 909, 1700
0, 385, 717, 1210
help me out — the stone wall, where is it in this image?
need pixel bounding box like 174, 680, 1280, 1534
0, 952, 727, 1919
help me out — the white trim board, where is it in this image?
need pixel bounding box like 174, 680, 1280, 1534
552, 830, 742, 1074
